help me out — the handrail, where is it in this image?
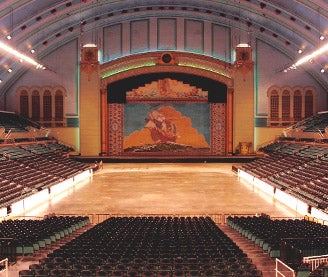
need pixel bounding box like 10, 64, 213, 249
275, 258, 295, 277
303, 254, 328, 271
0, 258, 8, 277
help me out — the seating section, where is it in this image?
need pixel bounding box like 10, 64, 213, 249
240, 142, 328, 210
0, 112, 41, 133
20, 216, 262, 276
290, 112, 328, 134
227, 216, 328, 272
0, 216, 89, 261
0, 143, 91, 208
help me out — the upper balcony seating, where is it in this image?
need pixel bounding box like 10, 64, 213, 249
21, 216, 262, 277
0, 112, 40, 133
289, 112, 328, 134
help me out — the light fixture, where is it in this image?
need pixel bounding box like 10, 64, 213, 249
320, 35, 325, 41
6, 35, 12, 40
30, 49, 35, 54
321, 68, 325, 73
294, 43, 328, 67
298, 49, 303, 54
0, 42, 45, 69
283, 42, 328, 72
7, 68, 12, 73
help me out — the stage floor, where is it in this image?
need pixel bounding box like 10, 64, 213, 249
21, 163, 300, 218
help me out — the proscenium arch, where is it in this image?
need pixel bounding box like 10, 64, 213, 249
99, 51, 234, 156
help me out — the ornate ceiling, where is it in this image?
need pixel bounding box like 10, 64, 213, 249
0, 0, 327, 93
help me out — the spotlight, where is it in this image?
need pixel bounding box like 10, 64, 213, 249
320, 35, 325, 41
298, 49, 303, 54
6, 35, 12, 40
7, 68, 12, 73
321, 68, 325, 73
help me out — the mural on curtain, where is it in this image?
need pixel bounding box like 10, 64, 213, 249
123, 104, 210, 153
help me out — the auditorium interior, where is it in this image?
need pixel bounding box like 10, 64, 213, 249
0, 1, 328, 276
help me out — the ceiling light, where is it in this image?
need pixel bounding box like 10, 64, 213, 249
7, 68, 12, 73
321, 68, 325, 73
298, 49, 303, 54
30, 49, 35, 54
295, 43, 328, 67
320, 35, 325, 41
6, 35, 12, 40
0, 42, 45, 69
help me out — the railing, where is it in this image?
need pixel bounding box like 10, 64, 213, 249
303, 254, 328, 271
0, 258, 8, 277
275, 258, 295, 277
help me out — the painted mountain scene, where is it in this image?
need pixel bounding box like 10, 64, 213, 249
123, 104, 210, 153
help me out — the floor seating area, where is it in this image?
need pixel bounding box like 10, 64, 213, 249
240, 142, 328, 211
0, 143, 91, 208
19, 216, 262, 276
227, 215, 328, 273
0, 216, 89, 261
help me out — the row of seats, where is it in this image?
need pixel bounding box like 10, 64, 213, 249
241, 142, 328, 210
0, 112, 40, 133
227, 215, 328, 271
20, 217, 262, 276
0, 216, 89, 259
0, 143, 91, 208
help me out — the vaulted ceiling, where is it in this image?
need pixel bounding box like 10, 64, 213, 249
0, 0, 327, 94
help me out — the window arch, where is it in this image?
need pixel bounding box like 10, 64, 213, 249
31, 90, 40, 121
43, 90, 52, 125
305, 90, 314, 118
17, 86, 66, 127
267, 86, 316, 126
282, 90, 290, 123
20, 90, 29, 118
293, 90, 302, 122
55, 90, 64, 126
270, 90, 279, 124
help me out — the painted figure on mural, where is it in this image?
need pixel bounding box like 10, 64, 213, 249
145, 110, 177, 143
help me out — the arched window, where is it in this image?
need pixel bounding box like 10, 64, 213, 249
305, 90, 314, 118
282, 90, 290, 123
31, 90, 40, 121
55, 90, 64, 126
293, 90, 302, 122
43, 90, 52, 125
268, 86, 316, 126
20, 90, 29, 118
270, 90, 279, 122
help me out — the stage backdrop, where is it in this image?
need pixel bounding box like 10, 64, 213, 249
107, 78, 226, 157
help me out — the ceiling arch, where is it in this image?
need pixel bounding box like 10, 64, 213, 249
0, 0, 327, 94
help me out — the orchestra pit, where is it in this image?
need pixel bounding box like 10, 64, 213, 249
0, 1, 328, 277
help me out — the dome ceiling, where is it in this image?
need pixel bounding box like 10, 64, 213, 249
0, 0, 327, 93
